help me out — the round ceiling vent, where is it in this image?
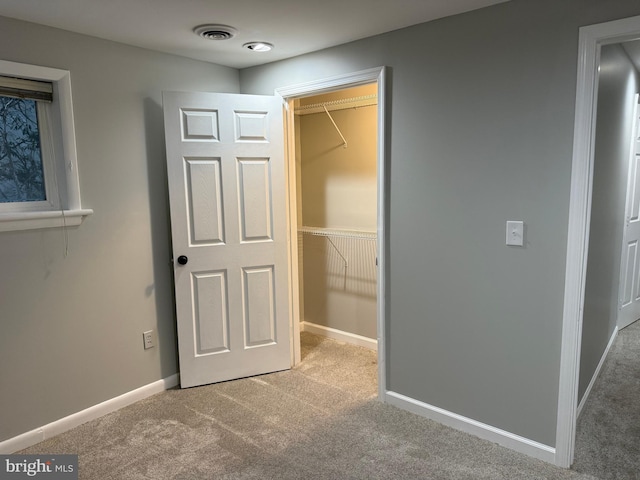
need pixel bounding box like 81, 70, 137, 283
193, 24, 237, 41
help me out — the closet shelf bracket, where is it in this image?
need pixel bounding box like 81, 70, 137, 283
326, 236, 348, 269
323, 104, 347, 148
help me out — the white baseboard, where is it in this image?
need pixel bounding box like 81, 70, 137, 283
385, 391, 556, 464
577, 326, 618, 418
301, 321, 377, 350
0, 374, 179, 454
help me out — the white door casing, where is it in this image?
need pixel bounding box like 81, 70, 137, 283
618, 94, 640, 330
163, 91, 290, 388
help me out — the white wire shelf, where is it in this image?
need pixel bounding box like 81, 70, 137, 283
298, 226, 377, 240
294, 94, 377, 116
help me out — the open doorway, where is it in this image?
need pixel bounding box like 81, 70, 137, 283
578, 40, 640, 411
559, 14, 640, 469
572, 38, 640, 477
276, 67, 388, 399
292, 84, 379, 391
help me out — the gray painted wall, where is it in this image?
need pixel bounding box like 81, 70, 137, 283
240, 0, 640, 446
579, 44, 640, 402
0, 16, 238, 442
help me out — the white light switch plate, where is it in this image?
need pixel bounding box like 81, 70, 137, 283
506, 221, 524, 246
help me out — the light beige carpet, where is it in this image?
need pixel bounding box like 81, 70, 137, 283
20, 332, 596, 479
572, 320, 640, 479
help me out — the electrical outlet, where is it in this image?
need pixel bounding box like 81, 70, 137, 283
143, 330, 155, 349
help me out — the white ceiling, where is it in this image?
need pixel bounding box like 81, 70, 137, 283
0, 0, 510, 69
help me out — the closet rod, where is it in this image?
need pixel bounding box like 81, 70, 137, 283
323, 104, 347, 148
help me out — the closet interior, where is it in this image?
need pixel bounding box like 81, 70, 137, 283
294, 84, 379, 356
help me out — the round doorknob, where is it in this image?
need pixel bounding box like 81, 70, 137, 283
177, 255, 188, 265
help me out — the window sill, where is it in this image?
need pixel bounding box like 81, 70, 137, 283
0, 209, 93, 232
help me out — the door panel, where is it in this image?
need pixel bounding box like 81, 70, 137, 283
185, 158, 225, 245
619, 95, 640, 329
182, 109, 219, 140
238, 158, 273, 241
622, 241, 637, 307
629, 152, 640, 224
164, 91, 290, 388
243, 266, 277, 347
193, 270, 229, 354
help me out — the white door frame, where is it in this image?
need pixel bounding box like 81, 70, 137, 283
275, 66, 388, 400
557, 14, 640, 468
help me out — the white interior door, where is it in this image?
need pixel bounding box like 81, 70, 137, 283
163, 91, 291, 388
618, 94, 640, 330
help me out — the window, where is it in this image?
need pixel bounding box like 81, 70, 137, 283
0, 60, 91, 232
0, 76, 54, 209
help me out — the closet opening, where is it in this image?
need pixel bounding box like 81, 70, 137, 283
290, 83, 379, 393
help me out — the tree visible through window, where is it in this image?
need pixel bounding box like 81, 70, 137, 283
0, 95, 46, 203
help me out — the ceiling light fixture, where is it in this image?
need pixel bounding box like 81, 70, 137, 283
243, 42, 274, 52
193, 24, 237, 41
